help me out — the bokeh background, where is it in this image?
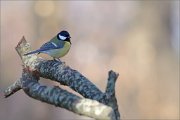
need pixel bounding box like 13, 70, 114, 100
0, 1, 179, 120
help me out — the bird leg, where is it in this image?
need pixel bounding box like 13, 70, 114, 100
53, 58, 61, 62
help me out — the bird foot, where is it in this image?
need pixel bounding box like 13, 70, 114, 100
53, 58, 61, 62
53, 58, 65, 65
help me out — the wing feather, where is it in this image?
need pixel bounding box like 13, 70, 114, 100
39, 40, 64, 51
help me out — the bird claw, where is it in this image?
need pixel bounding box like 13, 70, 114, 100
53, 58, 61, 62
53, 58, 66, 65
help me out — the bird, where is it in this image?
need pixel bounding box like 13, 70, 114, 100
24, 30, 71, 61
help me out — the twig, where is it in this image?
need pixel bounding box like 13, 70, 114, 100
105, 71, 120, 120
4, 79, 21, 98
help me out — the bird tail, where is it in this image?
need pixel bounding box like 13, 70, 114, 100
24, 49, 40, 56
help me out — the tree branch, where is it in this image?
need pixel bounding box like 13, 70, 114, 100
4, 79, 22, 98
4, 36, 120, 120
105, 71, 120, 120
21, 69, 115, 120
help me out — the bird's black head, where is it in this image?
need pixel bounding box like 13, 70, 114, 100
57, 30, 71, 43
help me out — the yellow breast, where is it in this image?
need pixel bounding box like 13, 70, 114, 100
46, 41, 71, 58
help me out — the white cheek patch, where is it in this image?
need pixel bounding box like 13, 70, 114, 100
59, 35, 67, 40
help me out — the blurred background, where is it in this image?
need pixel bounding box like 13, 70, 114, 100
0, 1, 179, 120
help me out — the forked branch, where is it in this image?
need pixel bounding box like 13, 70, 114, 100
4, 36, 120, 120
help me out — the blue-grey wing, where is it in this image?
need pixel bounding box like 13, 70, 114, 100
39, 41, 64, 51
24, 40, 65, 55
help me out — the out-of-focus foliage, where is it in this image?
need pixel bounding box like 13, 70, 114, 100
0, 1, 179, 120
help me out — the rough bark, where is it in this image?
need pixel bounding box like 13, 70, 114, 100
4, 36, 120, 120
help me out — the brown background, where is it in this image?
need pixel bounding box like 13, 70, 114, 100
0, 1, 179, 120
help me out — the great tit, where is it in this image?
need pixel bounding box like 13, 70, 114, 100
24, 30, 71, 60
